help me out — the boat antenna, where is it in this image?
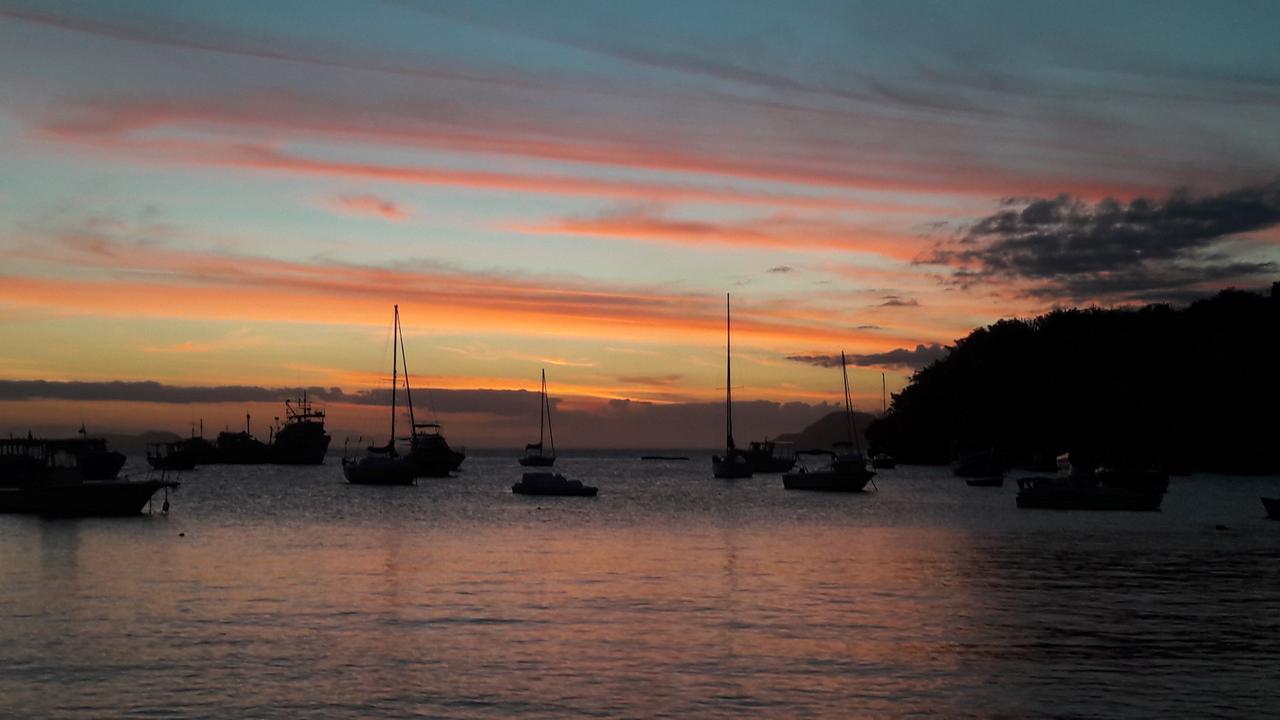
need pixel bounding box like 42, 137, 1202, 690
725, 292, 735, 451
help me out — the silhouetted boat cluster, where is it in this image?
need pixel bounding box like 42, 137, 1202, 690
342, 305, 465, 486
1, 433, 176, 515
9, 295, 1280, 517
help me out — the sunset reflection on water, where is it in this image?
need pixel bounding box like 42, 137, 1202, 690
2, 457, 1277, 718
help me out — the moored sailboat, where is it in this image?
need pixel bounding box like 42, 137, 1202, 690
871, 372, 897, 469
783, 352, 876, 492
342, 305, 416, 486
711, 293, 752, 479
519, 369, 556, 467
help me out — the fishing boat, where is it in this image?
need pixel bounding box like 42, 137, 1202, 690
743, 440, 796, 473
178, 420, 219, 464
711, 293, 753, 479
1, 436, 177, 515
408, 423, 465, 477
783, 352, 876, 492
214, 414, 270, 464
269, 391, 331, 464
342, 305, 416, 486
512, 471, 598, 497
1263, 497, 1279, 519
146, 441, 197, 471
518, 369, 556, 467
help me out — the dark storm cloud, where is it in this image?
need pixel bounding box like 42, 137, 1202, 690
787, 343, 948, 371
925, 181, 1280, 301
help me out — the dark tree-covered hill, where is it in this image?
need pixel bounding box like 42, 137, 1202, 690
865, 283, 1280, 474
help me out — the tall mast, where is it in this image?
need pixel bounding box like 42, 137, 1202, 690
725, 293, 734, 451
538, 369, 546, 448
841, 351, 861, 451
398, 309, 416, 431
544, 369, 555, 457
881, 372, 887, 416
391, 305, 398, 448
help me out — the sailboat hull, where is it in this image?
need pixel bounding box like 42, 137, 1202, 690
712, 455, 753, 479
518, 455, 556, 467
783, 469, 874, 492
342, 457, 416, 486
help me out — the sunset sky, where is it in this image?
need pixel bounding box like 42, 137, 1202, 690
2, 1, 1278, 446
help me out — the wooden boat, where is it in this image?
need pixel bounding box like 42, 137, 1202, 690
512, 471, 597, 497
1262, 496, 1280, 519
783, 352, 876, 493
519, 369, 556, 467
712, 293, 753, 479
342, 305, 416, 486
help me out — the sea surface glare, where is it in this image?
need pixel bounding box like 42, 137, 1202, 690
2, 453, 1278, 718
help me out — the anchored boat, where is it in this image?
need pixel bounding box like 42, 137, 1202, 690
782, 351, 876, 493
1, 436, 177, 515
519, 369, 556, 467
712, 293, 753, 479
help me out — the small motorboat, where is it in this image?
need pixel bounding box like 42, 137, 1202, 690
1262, 496, 1279, 520
1015, 475, 1162, 511
512, 472, 597, 497
871, 453, 897, 469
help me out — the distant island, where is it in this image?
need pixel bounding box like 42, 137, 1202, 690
864, 283, 1280, 475
774, 410, 875, 451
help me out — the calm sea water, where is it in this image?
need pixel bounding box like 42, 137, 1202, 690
2, 454, 1278, 719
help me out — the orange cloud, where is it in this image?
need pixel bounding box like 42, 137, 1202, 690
5, 234, 918, 353
507, 207, 929, 261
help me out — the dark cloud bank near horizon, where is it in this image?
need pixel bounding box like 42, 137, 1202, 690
787, 343, 949, 371
0, 380, 840, 448
925, 180, 1280, 302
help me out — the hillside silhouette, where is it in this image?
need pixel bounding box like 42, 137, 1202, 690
866, 283, 1280, 474
774, 410, 875, 451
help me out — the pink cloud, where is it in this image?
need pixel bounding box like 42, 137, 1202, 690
327, 194, 411, 221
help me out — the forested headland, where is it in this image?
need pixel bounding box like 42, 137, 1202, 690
865, 283, 1280, 474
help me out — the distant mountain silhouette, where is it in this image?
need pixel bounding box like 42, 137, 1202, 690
866, 283, 1280, 475
775, 410, 876, 451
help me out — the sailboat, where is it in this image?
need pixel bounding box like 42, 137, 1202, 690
871, 372, 897, 469
519, 369, 556, 467
712, 293, 753, 479
342, 305, 416, 486
783, 351, 876, 492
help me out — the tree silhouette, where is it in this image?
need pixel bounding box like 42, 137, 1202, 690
866, 284, 1280, 474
